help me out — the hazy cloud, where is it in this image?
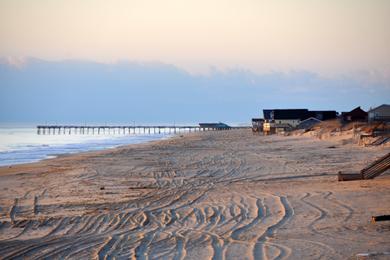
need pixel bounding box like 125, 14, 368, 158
0, 59, 389, 124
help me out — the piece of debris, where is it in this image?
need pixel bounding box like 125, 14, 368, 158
371, 215, 390, 223
338, 172, 361, 181
356, 252, 390, 259
100, 186, 105, 190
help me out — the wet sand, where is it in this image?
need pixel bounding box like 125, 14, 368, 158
0, 129, 389, 259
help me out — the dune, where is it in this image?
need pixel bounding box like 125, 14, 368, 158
0, 129, 389, 259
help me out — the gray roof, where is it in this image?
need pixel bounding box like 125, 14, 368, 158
368, 104, 390, 112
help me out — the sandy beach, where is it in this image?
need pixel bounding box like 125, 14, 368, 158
0, 129, 389, 259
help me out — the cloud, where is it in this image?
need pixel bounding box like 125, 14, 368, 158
0, 58, 389, 124
0, 56, 27, 69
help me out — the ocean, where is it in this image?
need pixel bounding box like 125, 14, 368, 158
0, 127, 172, 167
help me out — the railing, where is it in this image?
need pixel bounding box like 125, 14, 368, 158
35, 125, 242, 135
361, 152, 390, 179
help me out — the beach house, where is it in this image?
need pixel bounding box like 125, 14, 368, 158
368, 104, 390, 122
263, 109, 308, 127
341, 106, 368, 122
262, 108, 337, 134
262, 109, 308, 134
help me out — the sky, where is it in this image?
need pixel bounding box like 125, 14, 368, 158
0, 1, 389, 123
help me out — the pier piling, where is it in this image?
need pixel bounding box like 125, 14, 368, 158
36, 124, 243, 136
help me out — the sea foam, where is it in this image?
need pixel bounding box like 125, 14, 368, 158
0, 127, 171, 166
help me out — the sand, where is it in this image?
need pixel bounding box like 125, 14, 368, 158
0, 129, 389, 259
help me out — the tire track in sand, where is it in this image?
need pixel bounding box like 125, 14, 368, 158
254, 196, 293, 260
298, 192, 338, 258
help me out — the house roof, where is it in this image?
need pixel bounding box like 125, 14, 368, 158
263, 109, 309, 120
263, 109, 337, 121
296, 117, 322, 129
308, 110, 337, 120
368, 104, 390, 113
342, 106, 367, 117
299, 117, 322, 123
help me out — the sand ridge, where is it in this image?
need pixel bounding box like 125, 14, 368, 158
0, 129, 389, 259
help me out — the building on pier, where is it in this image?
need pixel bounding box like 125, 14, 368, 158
198, 122, 231, 130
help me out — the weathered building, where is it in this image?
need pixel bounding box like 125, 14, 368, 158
368, 104, 390, 122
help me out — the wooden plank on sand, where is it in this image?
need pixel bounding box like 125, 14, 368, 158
337, 172, 362, 181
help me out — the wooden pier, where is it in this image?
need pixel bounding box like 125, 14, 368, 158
36, 125, 239, 135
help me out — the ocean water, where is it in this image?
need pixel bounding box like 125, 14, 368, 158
0, 127, 172, 167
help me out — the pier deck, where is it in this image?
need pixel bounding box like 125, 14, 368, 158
36, 125, 247, 135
